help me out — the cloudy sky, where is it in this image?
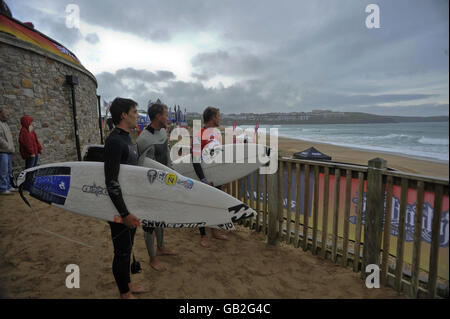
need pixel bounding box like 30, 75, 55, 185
7, 0, 449, 116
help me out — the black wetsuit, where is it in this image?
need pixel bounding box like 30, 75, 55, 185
192, 150, 221, 237
104, 127, 138, 295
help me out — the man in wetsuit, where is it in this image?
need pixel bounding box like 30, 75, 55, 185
136, 102, 176, 271
192, 106, 229, 247
104, 97, 147, 299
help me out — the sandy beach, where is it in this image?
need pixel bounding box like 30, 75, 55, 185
1, 137, 447, 299
0, 193, 407, 299
277, 136, 448, 178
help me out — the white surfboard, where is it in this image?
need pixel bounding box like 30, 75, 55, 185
82, 143, 271, 186
171, 143, 270, 186
16, 162, 256, 230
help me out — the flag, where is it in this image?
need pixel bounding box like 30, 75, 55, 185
174, 105, 178, 123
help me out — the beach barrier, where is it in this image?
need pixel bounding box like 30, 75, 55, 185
225, 157, 449, 299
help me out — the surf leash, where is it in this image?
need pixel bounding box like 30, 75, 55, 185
18, 184, 95, 248
129, 231, 141, 274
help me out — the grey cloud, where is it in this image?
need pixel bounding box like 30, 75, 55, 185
96, 67, 449, 117
96, 71, 154, 109
149, 29, 171, 42
355, 104, 449, 117
114, 68, 175, 83
299, 93, 437, 108
191, 72, 211, 81
156, 71, 176, 81
9, 0, 448, 116
96, 67, 177, 109
191, 50, 264, 77
85, 33, 100, 44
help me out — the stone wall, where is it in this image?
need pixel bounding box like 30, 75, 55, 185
0, 34, 100, 172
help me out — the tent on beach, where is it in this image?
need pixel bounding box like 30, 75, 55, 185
293, 146, 332, 161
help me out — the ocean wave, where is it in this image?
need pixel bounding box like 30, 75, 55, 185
277, 133, 449, 162
418, 137, 449, 146
360, 134, 413, 141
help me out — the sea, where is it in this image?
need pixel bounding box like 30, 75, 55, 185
241, 121, 449, 162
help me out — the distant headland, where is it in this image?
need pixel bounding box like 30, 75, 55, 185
185, 110, 449, 125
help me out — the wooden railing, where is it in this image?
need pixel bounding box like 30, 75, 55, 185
224, 157, 449, 299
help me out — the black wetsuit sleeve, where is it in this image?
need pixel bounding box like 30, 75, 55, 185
104, 137, 130, 218
193, 163, 205, 181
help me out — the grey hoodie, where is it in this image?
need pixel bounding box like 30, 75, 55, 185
0, 120, 14, 153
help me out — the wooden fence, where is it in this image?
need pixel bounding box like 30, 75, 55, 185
224, 157, 449, 299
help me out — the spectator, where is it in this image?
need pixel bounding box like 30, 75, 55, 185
19, 115, 42, 169
0, 106, 16, 195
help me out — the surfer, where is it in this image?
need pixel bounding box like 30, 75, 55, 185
192, 106, 229, 247
104, 97, 148, 299
136, 101, 177, 271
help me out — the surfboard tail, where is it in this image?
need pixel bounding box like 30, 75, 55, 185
211, 222, 236, 231
227, 204, 256, 223
15, 166, 71, 206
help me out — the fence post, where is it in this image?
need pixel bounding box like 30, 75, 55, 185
362, 158, 387, 278
267, 167, 280, 245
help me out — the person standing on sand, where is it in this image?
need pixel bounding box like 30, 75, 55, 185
104, 97, 148, 299
0, 107, 16, 195
192, 106, 229, 247
136, 101, 177, 271
19, 115, 42, 169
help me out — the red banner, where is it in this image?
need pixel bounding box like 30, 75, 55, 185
0, 14, 82, 67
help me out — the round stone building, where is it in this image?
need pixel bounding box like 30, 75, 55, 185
0, 13, 101, 172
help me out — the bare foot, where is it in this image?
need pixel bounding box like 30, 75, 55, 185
120, 291, 138, 299
213, 234, 228, 240
150, 258, 165, 271
212, 230, 229, 241
156, 247, 177, 256
200, 236, 209, 247
128, 283, 149, 294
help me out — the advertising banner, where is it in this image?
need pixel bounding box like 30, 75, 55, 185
244, 167, 449, 280
0, 14, 82, 67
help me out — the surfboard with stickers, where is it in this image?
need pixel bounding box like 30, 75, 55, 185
172, 143, 271, 186
82, 143, 271, 186
16, 162, 256, 229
